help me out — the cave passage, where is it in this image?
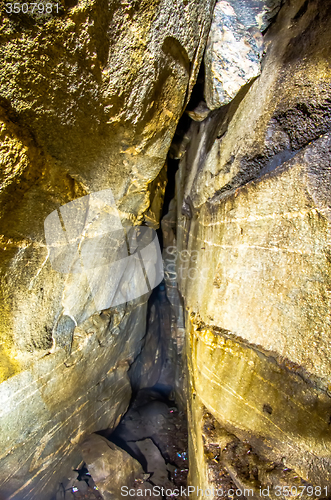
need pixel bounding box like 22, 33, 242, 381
56, 282, 189, 500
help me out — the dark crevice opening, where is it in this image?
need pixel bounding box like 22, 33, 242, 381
156, 156, 178, 251
62, 60, 209, 500
157, 63, 207, 247
185, 59, 206, 113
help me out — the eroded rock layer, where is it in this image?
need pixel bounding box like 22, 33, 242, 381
1, 0, 331, 496
0, 0, 216, 498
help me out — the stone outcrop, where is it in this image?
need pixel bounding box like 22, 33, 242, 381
1, 0, 331, 496
168, 0, 331, 494
204, 0, 282, 110
181, 0, 331, 213
81, 434, 144, 499
179, 136, 331, 385
204, 1, 262, 109
0, 0, 216, 498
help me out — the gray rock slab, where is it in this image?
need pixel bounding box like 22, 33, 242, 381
135, 438, 173, 489
81, 434, 144, 500
204, 0, 264, 109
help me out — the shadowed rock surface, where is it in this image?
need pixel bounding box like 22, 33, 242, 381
80, 434, 144, 500
1, 0, 331, 497
169, 0, 331, 495
0, 0, 214, 498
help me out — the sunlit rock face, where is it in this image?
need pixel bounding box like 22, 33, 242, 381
0, 0, 216, 497
184, 0, 331, 213
180, 136, 331, 384
0, 0, 215, 380
172, 0, 331, 493
186, 318, 331, 493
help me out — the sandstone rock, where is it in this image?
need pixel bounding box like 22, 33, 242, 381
171, 0, 331, 492
0, 0, 216, 498
64, 491, 74, 500
62, 471, 79, 492
178, 133, 331, 387
0, 309, 139, 499
226, 0, 283, 31
186, 322, 331, 490
188, 0, 331, 210
129, 301, 164, 392
0, 0, 215, 381
161, 191, 187, 409
81, 434, 144, 500
111, 391, 188, 478
186, 101, 211, 122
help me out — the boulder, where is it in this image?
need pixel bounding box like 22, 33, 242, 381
204, 0, 264, 109
81, 434, 144, 500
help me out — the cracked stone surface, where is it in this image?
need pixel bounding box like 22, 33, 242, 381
57, 389, 188, 500
170, 0, 331, 493
0, 0, 214, 498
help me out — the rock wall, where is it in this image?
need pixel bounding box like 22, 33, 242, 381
0, 0, 216, 498
170, 0, 331, 495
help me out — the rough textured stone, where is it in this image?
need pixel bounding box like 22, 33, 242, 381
204, 0, 263, 109
0, 0, 215, 381
81, 434, 144, 500
0, 0, 215, 497
169, 0, 331, 493
186, 0, 331, 210
0, 298, 146, 499
186, 101, 211, 122
186, 319, 331, 490
226, 0, 283, 31
135, 438, 173, 489
204, 0, 283, 110
129, 296, 164, 392
178, 134, 331, 386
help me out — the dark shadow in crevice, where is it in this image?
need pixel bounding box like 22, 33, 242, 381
261, 0, 285, 36
185, 59, 206, 113
97, 429, 149, 472
157, 157, 178, 250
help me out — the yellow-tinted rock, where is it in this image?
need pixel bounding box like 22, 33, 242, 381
182, 0, 331, 212
186, 316, 331, 490
178, 134, 331, 387
170, 0, 331, 492
0, 0, 215, 368
0, 297, 147, 499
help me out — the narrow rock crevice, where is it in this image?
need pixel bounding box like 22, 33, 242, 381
2, 0, 331, 498
56, 282, 189, 500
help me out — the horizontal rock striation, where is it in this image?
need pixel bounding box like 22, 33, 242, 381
170, 0, 331, 493
179, 134, 331, 385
